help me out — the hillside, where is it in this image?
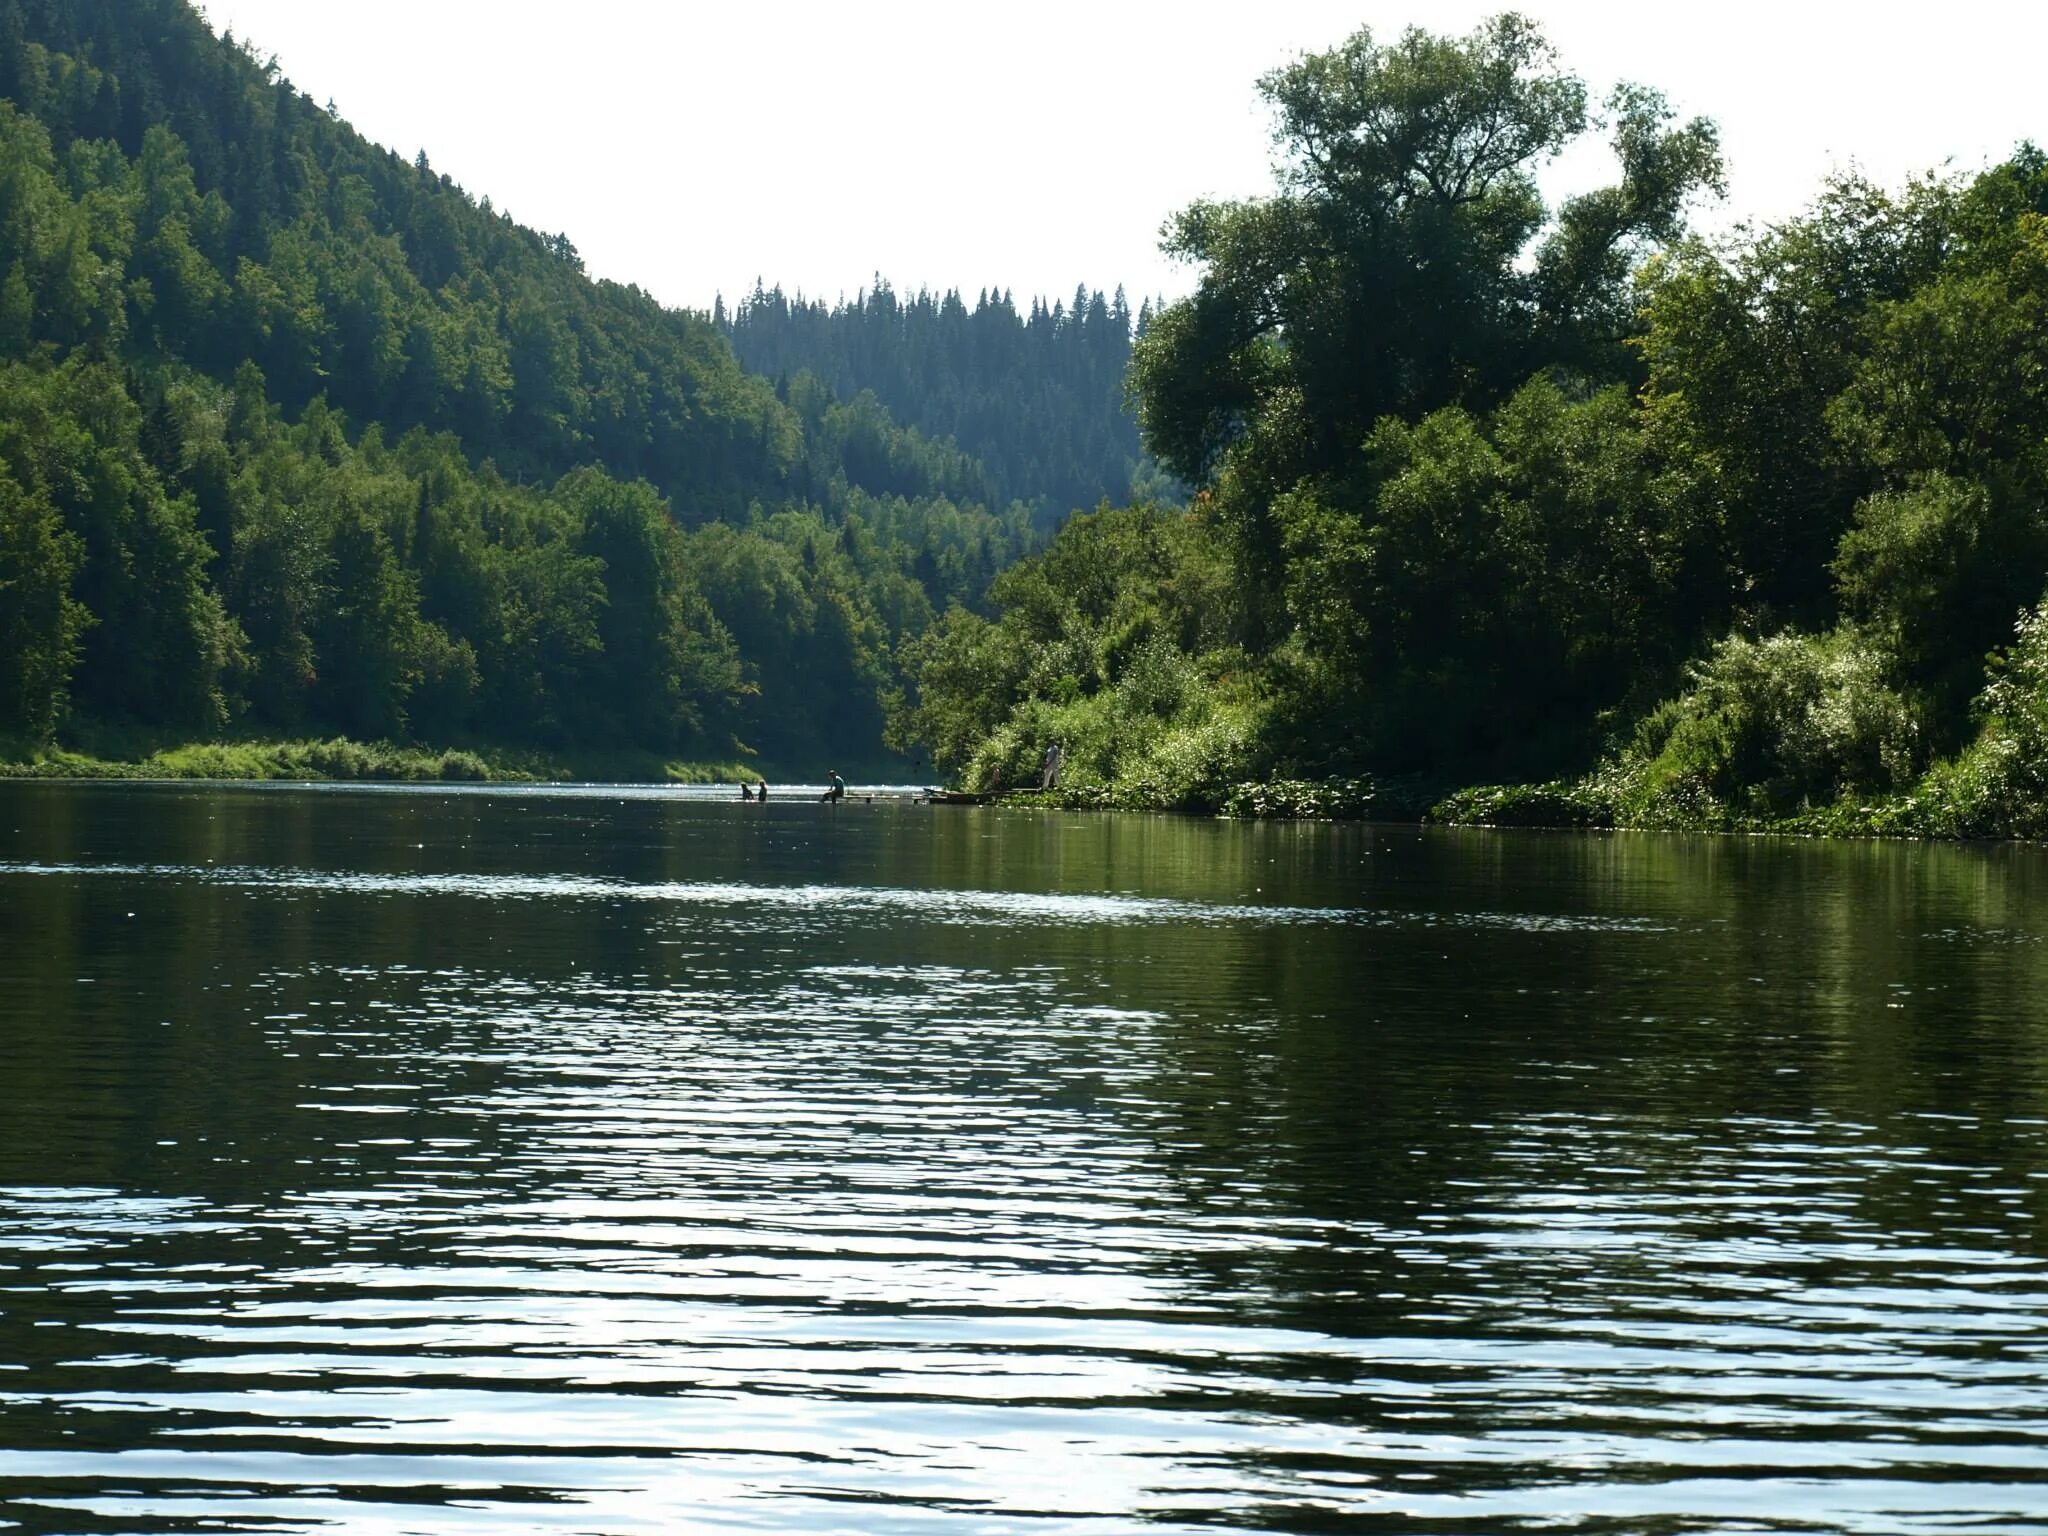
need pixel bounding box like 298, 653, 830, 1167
722, 281, 1179, 529
0, 0, 1094, 768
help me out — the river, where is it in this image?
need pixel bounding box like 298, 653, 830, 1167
1, 782, 2045, 1533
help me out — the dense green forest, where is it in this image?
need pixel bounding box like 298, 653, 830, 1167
0, 0, 1120, 772
8, 4, 2048, 832
720, 281, 1178, 529
893, 14, 2048, 837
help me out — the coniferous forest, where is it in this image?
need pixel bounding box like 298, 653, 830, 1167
721, 282, 1180, 531
5, 2, 2048, 835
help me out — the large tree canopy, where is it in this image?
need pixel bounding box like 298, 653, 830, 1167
1132, 14, 1722, 492
897, 40, 2048, 834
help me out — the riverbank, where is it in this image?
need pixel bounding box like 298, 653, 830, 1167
948, 766, 2048, 842
0, 734, 761, 785
975, 777, 1415, 820
1430, 735, 2048, 840
14, 736, 2031, 841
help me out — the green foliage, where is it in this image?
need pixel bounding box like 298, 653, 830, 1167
1832, 474, 2048, 738
0, 728, 774, 785
0, 735, 497, 781
13, 2, 2048, 825
725, 281, 1175, 531
894, 14, 1729, 806
0, 356, 236, 730
1827, 202, 2048, 483
958, 680, 1264, 814
1631, 170, 1971, 624
1437, 596, 2048, 842
1131, 14, 1719, 497
0, 0, 1096, 769
888, 25, 2048, 840
1908, 599, 2048, 839
1428, 781, 1612, 828
889, 502, 1244, 792
560, 470, 738, 749
314, 498, 433, 738
1267, 377, 1693, 779
883, 606, 1016, 776
0, 464, 87, 736
148, 737, 493, 781
1617, 630, 1922, 821
1222, 778, 1377, 820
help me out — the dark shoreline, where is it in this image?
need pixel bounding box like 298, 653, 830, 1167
11, 758, 2047, 845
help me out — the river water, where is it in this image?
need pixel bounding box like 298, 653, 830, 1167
1, 782, 2045, 1534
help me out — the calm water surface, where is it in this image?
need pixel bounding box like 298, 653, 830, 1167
1, 782, 2046, 1534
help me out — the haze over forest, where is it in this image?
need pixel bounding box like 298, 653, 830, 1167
5, 1, 2048, 838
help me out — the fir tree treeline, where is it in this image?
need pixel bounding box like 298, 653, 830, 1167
722, 280, 1180, 530
893, 15, 2048, 837
0, 0, 1040, 764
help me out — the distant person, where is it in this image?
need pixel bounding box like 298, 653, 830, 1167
821, 770, 846, 803
758, 780, 769, 801
1039, 740, 1063, 790
741, 782, 753, 801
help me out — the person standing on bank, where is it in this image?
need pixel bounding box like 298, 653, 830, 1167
1039, 740, 1063, 790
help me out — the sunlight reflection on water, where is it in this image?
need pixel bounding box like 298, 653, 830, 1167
0, 858, 1676, 932
2, 784, 2047, 1533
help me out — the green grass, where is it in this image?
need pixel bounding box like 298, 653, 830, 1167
0, 736, 507, 782
0, 729, 771, 785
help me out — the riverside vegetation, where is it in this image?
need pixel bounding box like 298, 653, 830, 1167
6, 6, 2048, 835
887, 17, 2048, 839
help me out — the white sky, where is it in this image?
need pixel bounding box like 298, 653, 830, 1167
206, 1, 2046, 315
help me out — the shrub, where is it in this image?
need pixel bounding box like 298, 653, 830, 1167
1901, 600, 2048, 839
1113, 708, 1260, 811
1223, 777, 1377, 819
1430, 781, 1612, 828
1617, 628, 1921, 822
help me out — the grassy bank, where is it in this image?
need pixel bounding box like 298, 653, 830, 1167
0, 731, 762, 785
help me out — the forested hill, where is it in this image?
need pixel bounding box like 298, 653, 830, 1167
0, 0, 1053, 768
0, 0, 796, 511
722, 282, 1179, 528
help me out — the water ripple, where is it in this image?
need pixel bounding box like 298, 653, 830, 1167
0, 859, 1672, 934
3, 792, 2046, 1533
